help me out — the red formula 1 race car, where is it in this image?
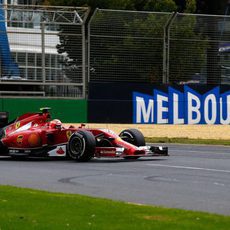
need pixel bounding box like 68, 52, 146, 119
0, 108, 168, 161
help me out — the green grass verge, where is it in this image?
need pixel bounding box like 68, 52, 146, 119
0, 185, 230, 230
146, 137, 230, 146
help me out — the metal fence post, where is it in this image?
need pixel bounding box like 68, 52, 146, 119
87, 8, 98, 85
87, 22, 90, 85
41, 21, 46, 84
163, 12, 177, 84
163, 23, 167, 83
82, 23, 86, 99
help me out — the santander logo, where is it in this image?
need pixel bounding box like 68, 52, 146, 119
56, 147, 65, 155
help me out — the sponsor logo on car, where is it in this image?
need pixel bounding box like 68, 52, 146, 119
66, 131, 72, 140
56, 147, 65, 155
15, 122, 20, 129
16, 135, 23, 145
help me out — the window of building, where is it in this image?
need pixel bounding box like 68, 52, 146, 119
17, 52, 26, 65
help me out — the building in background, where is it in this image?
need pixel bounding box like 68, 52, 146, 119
1, 0, 65, 83
0, 2, 88, 98
0, 0, 20, 78
5, 0, 41, 5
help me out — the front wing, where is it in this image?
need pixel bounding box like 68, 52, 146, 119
6, 144, 168, 159
95, 145, 168, 158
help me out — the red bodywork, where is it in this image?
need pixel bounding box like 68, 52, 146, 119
2, 112, 71, 149
0, 111, 75, 156
89, 128, 146, 157
0, 110, 168, 159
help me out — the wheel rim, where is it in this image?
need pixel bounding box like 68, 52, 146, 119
100, 139, 113, 147
122, 132, 134, 144
69, 136, 85, 159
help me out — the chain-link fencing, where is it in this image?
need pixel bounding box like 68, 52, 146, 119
0, 6, 230, 98
0, 4, 89, 98
169, 13, 230, 84
88, 9, 172, 83
89, 9, 230, 85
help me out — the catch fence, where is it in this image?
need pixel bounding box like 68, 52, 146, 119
0, 4, 89, 98
0, 5, 230, 98
89, 9, 230, 85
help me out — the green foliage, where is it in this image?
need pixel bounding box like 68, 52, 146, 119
45, 0, 197, 13
143, 0, 177, 12
46, 0, 77, 6
89, 10, 167, 82
100, 0, 134, 10
46, 0, 206, 84
47, 0, 133, 9
184, 0, 196, 13
169, 15, 209, 82
90, 10, 208, 83
122, 13, 169, 82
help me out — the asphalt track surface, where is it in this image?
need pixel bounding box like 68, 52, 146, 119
0, 144, 230, 215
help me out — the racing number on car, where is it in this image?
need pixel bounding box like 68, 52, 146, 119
66, 131, 72, 140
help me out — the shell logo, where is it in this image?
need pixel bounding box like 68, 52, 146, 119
56, 147, 65, 155
16, 135, 23, 145
28, 133, 42, 147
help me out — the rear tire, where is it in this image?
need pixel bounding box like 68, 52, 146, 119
0, 141, 8, 155
67, 130, 96, 162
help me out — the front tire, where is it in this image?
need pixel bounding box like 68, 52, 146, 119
119, 129, 145, 146
67, 130, 96, 162
119, 129, 145, 160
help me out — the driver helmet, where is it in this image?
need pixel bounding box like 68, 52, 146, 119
50, 119, 62, 129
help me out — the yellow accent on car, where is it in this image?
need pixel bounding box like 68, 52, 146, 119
15, 122, 20, 129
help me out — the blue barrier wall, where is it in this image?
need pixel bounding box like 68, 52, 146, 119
88, 82, 230, 124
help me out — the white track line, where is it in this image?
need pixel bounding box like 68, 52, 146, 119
146, 163, 230, 174
173, 149, 230, 154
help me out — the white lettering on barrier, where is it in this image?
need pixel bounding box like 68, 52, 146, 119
187, 92, 201, 124
173, 93, 184, 124
136, 96, 154, 123
157, 94, 168, 124
220, 95, 230, 124
133, 86, 230, 124
204, 94, 217, 124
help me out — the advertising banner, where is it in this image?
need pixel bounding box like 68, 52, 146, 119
88, 83, 230, 124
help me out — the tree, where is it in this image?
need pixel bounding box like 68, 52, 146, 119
45, 0, 195, 12
46, 0, 211, 84
143, 0, 177, 12
89, 11, 169, 82
169, 15, 209, 83
56, 24, 83, 83
196, 0, 230, 84
88, 2, 207, 83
